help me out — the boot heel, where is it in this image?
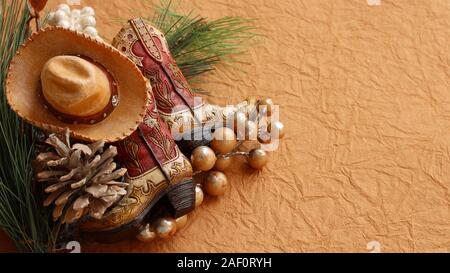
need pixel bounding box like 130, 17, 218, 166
166, 179, 195, 218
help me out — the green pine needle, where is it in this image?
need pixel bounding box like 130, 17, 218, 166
122, 0, 260, 85
0, 0, 260, 252
0, 0, 54, 253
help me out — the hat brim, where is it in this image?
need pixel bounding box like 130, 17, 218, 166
6, 27, 149, 143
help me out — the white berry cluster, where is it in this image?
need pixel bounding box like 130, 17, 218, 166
47, 4, 101, 40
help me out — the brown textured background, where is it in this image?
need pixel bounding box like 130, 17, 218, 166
2, 0, 450, 252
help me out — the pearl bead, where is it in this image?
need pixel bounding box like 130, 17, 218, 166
136, 223, 157, 242
195, 184, 204, 208
248, 149, 269, 170
204, 171, 228, 196
214, 156, 232, 171
175, 215, 188, 230
211, 127, 237, 154
268, 121, 285, 139
83, 26, 98, 37
80, 15, 96, 28
81, 6, 95, 17
258, 98, 274, 117
155, 217, 177, 239
57, 4, 71, 15
191, 146, 216, 171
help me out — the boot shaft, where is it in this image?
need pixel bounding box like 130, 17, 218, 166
113, 18, 198, 121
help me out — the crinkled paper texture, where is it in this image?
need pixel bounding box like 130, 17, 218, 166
1, 0, 450, 253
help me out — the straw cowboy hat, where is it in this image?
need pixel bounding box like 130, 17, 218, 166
6, 27, 149, 142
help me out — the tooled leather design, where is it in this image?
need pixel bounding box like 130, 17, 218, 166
145, 68, 175, 111
112, 18, 196, 116
80, 150, 192, 231
79, 84, 193, 232
120, 137, 143, 175
113, 27, 144, 67
166, 61, 191, 92
116, 87, 177, 177
129, 19, 163, 62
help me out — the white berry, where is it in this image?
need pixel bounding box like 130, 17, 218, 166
80, 16, 96, 28
73, 23, 82, 31
71, 9, 81, 19
57, 4, 71, 15
84, 26, 98, 37
47, 12, 56, 24
53, 10, 69, 24
57, 20, 71, 29
81, 7, 95, 17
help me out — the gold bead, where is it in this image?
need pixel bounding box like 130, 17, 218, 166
191, 146, 217, 171
268, 121, 285, 139
136, 223, 157, 242
204, 171, 228, 196
155, 217, 177, 239
214, 156, 232, 171
175, 215, 188, 230
211, 127, 237, 154
258, 98, 274, 117
195, 184, 204, 208
248, 149, 269, 170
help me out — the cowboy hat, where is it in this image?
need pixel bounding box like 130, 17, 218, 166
6, 27, 149, 142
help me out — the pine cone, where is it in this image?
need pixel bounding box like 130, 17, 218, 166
36, 129, 128, 224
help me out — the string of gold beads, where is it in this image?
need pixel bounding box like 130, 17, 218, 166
137, 97, 285, 242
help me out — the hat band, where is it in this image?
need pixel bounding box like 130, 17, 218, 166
39, 55, 119, 125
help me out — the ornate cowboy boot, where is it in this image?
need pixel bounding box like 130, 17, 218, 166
113, 18, 261, 156
79, 81, 194, 242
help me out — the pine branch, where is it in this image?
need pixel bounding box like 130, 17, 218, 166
121, 0, 260, 85
152, 0, 259, 79
0, 0, 53, 253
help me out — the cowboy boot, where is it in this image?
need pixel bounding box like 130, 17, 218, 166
79, 80, 195, 242
112, 18, 263, 156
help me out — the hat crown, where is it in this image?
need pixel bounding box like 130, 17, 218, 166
41, 55, 111, 117
44, 55, 96, 94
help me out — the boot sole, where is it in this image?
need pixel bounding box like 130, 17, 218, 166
79, 178, 195, 243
